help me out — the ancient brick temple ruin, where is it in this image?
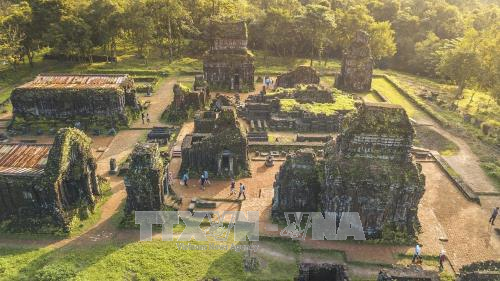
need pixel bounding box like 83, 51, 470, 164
272, 149, 320, 215
323, 103, 425, 237
181, 107, 249, 177
275, 66, 320, 89
125, 143, 165, 213
243, 85, 353, 133
0, 128, 100, 232
335, 30, 373, 92
272, 103, 425, 238
11, 74, 139, 128
203, 21, 255, 91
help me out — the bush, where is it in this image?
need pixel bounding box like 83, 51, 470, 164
34, 263, 77, 281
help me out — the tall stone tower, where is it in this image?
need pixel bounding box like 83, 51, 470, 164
203, 21, 255, 92
125, 143, 165, 213
335, 30, 373, 92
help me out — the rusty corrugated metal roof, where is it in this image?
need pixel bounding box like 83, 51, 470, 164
17, 74, 130, 90
0, 144, 51, 176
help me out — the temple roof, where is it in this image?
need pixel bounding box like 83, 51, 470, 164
345, 102, 414, 136
0, 144, 51, 176
17, 74, 131, 90
210, 21, 247, 40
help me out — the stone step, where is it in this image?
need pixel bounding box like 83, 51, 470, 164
259, 188, 274, 199
196, 200, 217, 209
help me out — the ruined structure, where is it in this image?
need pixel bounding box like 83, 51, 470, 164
335, 30, 373, 92
272, 149, 320, 216
271, 103, 425, 238
203, 21, 255, 91
458, 261, 500, 281
296, 263, 349, 281
243, 85, 353, 133
124, 143, 165, 213
322, 103, 425, 237
172, 83, 209, 110
0, 128, 100, 232
181, 107, 249, 177
377, 265, 439, 281
164, 83, 209, 123
275, 66, 320, 89
11, 74, 139, 128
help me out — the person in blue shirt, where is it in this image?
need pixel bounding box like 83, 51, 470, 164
203, 170, 210, 185
182, 172, 189, 186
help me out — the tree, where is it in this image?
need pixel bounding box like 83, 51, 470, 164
50, 15, 93, 60
0, 2, 31, 71
146, 0, 196, 60
438, 43, 481, 101
84, 0, 124, 60
124, 0, 154, 60
410, 32, 451, 76
368, 21, 396, 60
27, 0, 64, 65
296, 4, 336, 66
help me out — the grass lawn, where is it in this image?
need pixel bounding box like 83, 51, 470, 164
371, 77, 425, 120
414, 126, 459, 156
0, 237, 299, 281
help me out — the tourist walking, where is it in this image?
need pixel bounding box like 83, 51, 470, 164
203, 170, 211, 185
182, 172, 189, 186
439, 249, 446, 270
141, 112, 145, 124
146, 112, 150, 123
411, 244, 421, 263
237, 183, 246, 200
200, 174, 206, 190
489, 207, 499, 225
230, 178, 236, 195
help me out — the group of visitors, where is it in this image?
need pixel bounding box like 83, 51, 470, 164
181, 170, 211, 190
230, 178, 246, 200
180, 171, 247, 199
411, 244, 447, 271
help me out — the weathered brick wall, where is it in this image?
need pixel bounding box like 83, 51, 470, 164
125, 143, 165, 213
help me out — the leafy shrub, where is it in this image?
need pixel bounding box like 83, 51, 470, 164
34, 263, 77, 281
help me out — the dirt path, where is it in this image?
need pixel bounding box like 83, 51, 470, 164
418, 162, 500, 270
377, 76, 498, 194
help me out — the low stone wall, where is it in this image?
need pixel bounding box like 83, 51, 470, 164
248, 141, 324, 153
432, 153, 480, 203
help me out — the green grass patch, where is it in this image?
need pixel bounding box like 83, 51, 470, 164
280, 94, 355, 116
414, 126, 459, 156
371, 77, 424, 119
0, 237, 300, 281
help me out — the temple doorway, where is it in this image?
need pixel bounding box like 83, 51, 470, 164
232, 74, 240, 90
218, 149, 234, 175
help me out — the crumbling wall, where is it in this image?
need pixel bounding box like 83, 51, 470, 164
203, 21, 255, 91
173, 83, 208, 110
11, 85, 139, 129
272, 149, 320, 217
335, 30, 373, 92
125, 143, 165, 213
296, 263, 349, 281
181, 107, 249, 178
322, 103, 425, 238
275, 66, 320, 89
458, 261, 500, 281
43, 128, 100, 231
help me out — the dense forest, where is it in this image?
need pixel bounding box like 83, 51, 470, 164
0, 0, 498, 101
